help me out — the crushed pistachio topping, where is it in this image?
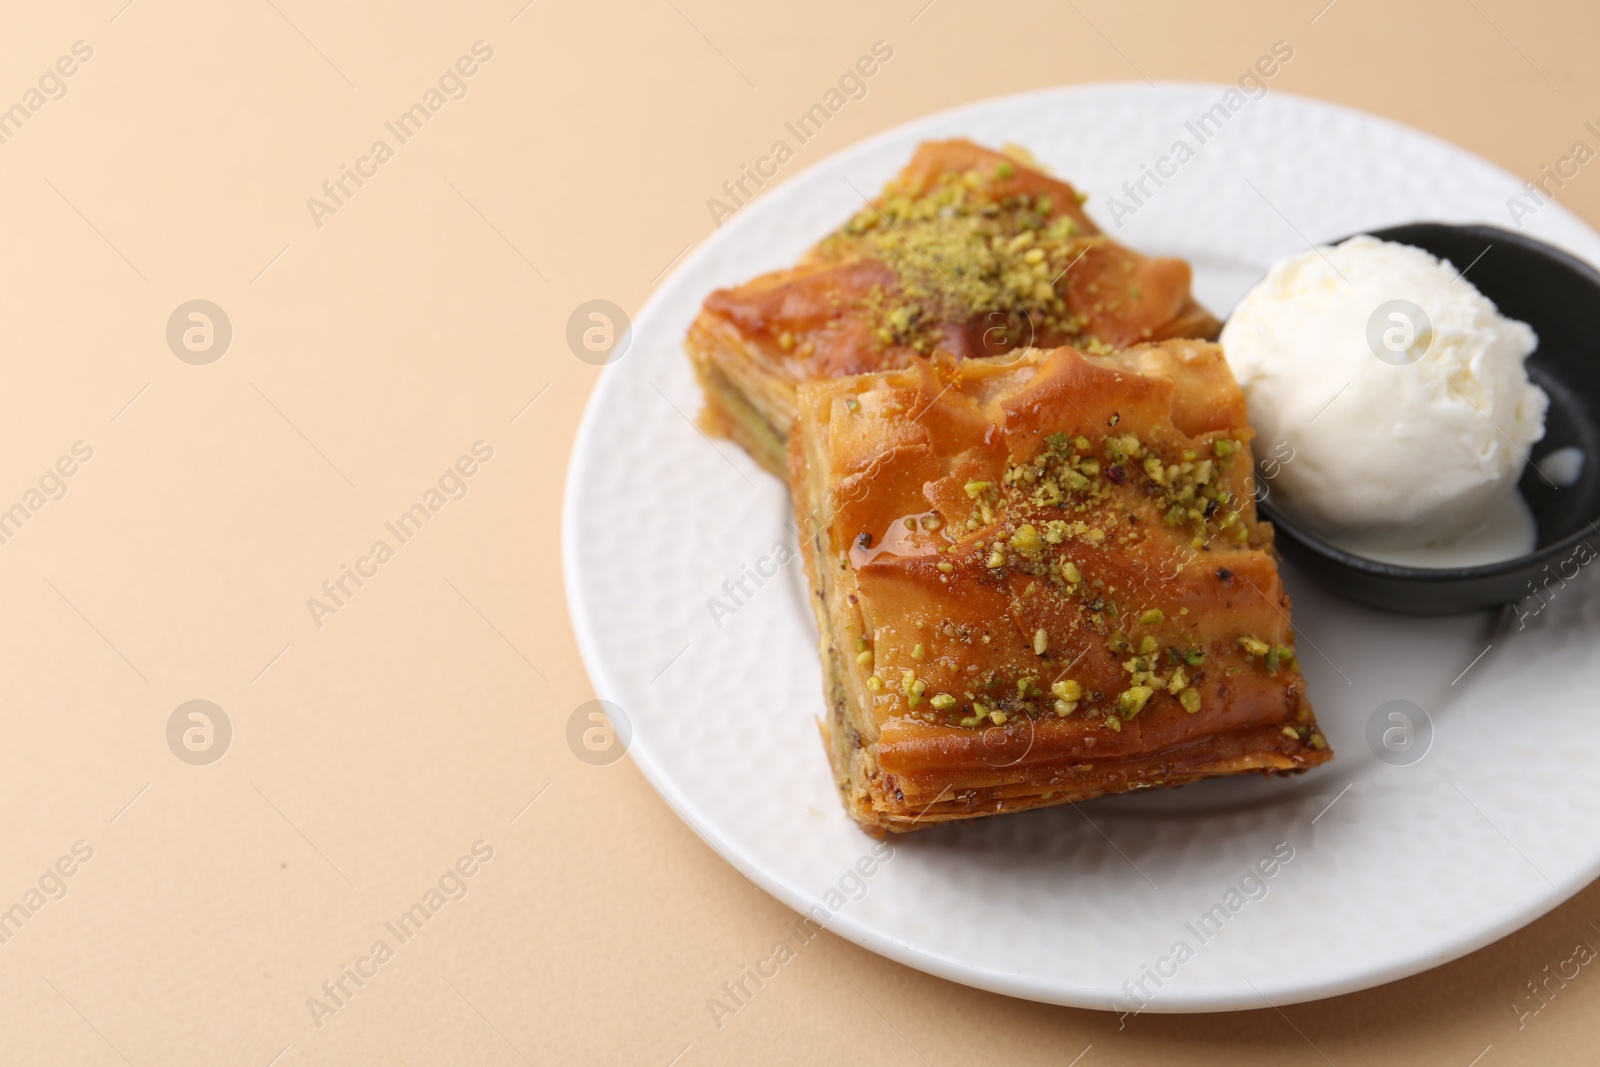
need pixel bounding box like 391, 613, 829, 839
818, 163, 1103, 352
1012, 523, 1044, 558
1051, 678, 1082, 717
1235, 635, 1270, 657
887, 387, 1270, 734
1235, 634, 1297, 675
978, 429, 1251, 577
1167, 666, 1189, 694
1118, 686, 1153, 719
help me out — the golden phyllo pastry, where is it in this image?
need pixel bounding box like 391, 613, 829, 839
687, 138, 1220, 476
789, 343, 1330, 833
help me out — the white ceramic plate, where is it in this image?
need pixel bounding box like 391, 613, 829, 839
564, 84, 1600, 1012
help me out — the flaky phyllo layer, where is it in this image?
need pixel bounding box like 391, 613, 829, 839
686, 138, 1219, 476
790, 344, 1330, 832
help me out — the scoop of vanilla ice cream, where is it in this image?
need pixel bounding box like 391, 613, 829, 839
1220, 235, 1546, 547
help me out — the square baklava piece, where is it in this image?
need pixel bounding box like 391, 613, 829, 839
687, 138, 1220, 476
790, 342, 1331, 832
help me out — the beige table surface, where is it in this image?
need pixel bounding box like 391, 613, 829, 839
3, 0, 1599, 1063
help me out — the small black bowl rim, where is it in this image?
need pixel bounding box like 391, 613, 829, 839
1254, 221, 1600, 584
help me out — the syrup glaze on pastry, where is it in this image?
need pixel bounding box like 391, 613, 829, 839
688, 139, 1220, 476
790, 343, 1329, 832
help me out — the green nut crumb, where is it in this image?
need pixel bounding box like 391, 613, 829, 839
1012, 523, 1043, 557
1236, 635, 1270, 657
1118, 685, 1153, 719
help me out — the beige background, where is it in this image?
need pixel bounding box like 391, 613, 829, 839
0, 0, 1596, 1063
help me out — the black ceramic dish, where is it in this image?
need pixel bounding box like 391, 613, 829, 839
1254, 222, 1600, 615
